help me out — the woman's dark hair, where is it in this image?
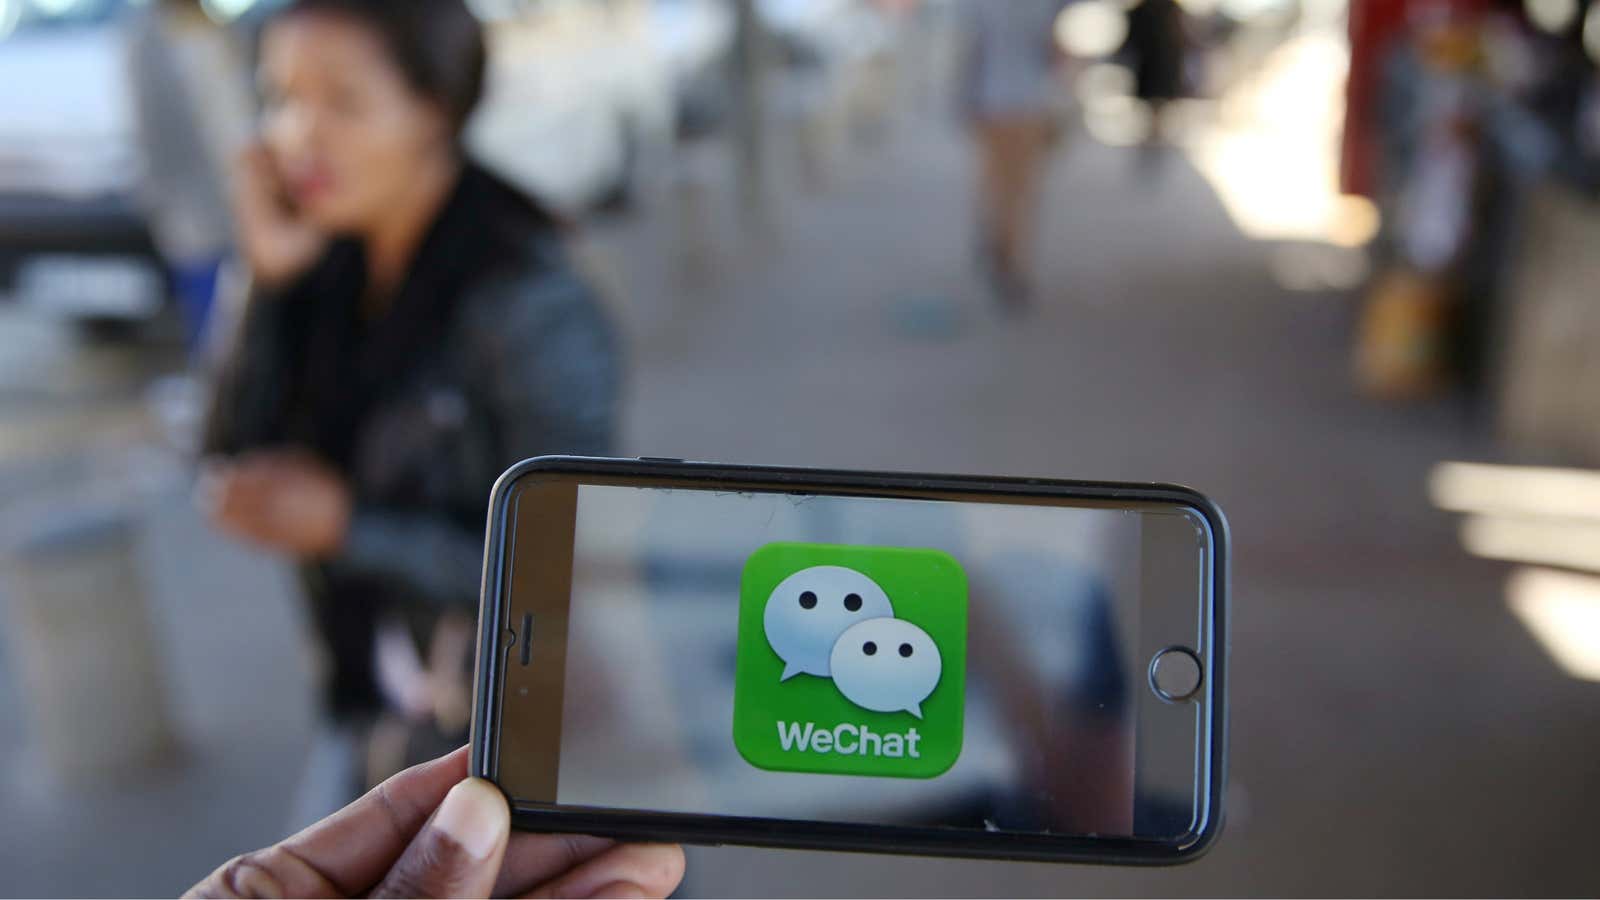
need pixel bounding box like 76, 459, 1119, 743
272, 0, 487, 137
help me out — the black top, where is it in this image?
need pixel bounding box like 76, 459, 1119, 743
204, 162, 620, 715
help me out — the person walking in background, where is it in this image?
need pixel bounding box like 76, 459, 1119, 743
1123, 0, 1189, 171
956, 0, 1068, 313
124, 0, 255, 349
199, 0, 619, 819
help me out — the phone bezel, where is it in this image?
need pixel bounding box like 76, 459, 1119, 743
470, 455, 1230, 866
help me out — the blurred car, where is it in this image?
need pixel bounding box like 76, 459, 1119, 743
0, 2, 167, 330
469, 0, 678, 214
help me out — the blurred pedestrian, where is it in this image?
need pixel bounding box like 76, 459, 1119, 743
124, 0, 255, 349
1123, 0, 1188, 166
200, 0, 619, 815
956, 0, 1068, 312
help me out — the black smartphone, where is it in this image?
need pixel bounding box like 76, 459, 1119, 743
471, 456, 1228, 866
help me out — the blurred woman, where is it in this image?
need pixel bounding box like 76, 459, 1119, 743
956, 0, 1069, 312
201, 0, 619, 808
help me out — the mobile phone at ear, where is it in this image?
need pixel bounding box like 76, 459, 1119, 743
470, 456, 1228, 866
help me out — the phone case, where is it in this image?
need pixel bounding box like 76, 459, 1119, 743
470, 455, 1229, 866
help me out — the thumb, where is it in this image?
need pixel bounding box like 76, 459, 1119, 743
371, 778, 510, 899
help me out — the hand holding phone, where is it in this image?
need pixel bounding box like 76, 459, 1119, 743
471, 457, 1229, 866
184, 747, 684, 899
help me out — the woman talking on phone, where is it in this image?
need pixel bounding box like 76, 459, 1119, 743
201, 0, 618, 805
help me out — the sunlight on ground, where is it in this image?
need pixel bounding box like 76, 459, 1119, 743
1507, 568, 1600, 682
1431, 461, 1600, 682
1180, 28, 1377, 248
1430, 461, 1600, 522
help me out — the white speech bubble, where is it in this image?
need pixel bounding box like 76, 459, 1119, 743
763, 565, 894, 680
828, 617, 942, 719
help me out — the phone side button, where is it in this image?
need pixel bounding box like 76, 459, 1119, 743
635, 456, 685, 463
518, 612, 534, 666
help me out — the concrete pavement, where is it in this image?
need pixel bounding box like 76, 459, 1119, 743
591, 120, 1599, 894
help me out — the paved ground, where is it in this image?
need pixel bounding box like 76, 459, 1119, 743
2, 103, 1597, 896
595, 120, 1600, 895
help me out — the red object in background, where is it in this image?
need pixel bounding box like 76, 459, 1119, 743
1341, 0, 1489, 198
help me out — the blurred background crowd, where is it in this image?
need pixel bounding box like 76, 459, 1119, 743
1, 0, 1598, 895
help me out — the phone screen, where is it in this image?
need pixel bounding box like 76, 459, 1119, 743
490, 471, 1217, 844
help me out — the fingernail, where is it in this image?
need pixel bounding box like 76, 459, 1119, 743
431, 778, 508, 860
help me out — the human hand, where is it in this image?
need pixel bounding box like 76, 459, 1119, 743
199, 450, 352, 558
185, 747, 685, 899
233, 141, 326, 288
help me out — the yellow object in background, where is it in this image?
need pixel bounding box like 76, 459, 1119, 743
1353, 266, 1455, 401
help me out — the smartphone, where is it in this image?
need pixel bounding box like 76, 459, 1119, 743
470, 456, 1228, 866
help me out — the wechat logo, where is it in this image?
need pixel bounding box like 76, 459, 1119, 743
763, 565, 894, 681
762, 565, 940, 717
733, 542, 966, 779
829, 617, 941, 718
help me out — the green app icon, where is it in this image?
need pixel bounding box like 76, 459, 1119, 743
733, 542, 967, 779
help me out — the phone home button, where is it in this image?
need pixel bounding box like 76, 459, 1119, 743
1148, 646, 1203, 703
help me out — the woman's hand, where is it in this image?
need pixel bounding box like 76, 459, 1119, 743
233, 141, 326, 288
185, 747, 685, 899
199, 450, 352, 558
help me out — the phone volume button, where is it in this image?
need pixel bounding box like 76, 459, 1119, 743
518, 612, 534, 666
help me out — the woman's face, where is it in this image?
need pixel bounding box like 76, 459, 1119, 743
259, 12, 453, 233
